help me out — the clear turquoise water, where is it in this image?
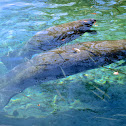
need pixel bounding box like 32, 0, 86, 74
0, 0, 126, 125
0, 0, 126, 56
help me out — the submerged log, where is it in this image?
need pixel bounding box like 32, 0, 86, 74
1, 19, 96, 69
0, 39, 125, 109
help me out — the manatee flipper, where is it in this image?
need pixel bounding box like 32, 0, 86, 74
85, 30, 97, 34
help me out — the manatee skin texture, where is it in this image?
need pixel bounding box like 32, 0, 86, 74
1, 19, 96, 70
19, 19, 96, 58
0, 39, 125, 109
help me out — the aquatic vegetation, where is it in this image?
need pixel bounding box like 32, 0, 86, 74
3, 60, 126, 118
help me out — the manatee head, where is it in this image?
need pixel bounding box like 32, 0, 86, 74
78, 19, 96, 31
82, 19, 96, 26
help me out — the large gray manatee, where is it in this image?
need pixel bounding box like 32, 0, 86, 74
0, 39, 125, 109
1, 19, 96, 69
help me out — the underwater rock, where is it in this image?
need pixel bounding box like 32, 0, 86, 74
0, 39, 125, 109
1, 19, 96, 70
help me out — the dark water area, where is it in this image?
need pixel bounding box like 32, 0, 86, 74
0, 0, 126, 125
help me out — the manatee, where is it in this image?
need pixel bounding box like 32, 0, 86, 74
1, 19, 96, 70
0, 39, 125, 109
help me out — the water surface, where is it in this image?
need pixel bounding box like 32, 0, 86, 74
0, 0, 126, 125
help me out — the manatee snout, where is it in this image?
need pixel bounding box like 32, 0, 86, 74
91, 19, 96, 23
78, 19, 96, 32
84, 19, 96, 27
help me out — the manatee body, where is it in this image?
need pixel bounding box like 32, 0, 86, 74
1, 19, 96, 70
19, 19, 96, 58
0, 39, 126, 109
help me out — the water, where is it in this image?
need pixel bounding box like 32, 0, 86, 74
0, 0, 126, 125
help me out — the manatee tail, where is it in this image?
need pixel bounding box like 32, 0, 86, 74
0, 89, 10, 109
0, 50, 25, 70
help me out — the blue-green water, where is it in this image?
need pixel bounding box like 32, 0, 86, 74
0, 0, 126, 125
